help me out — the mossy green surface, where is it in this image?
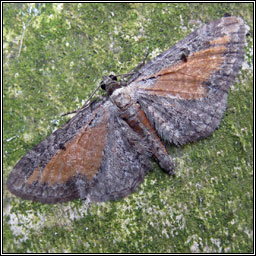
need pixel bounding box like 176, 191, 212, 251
3, 3, 253, 253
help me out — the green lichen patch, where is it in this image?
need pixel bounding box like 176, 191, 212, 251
3, 3, 253, 253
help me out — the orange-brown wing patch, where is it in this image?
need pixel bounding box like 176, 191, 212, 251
209, 35, 230, 45
137, 36, 230, 99
27, 167, 40, 185
27, 110, 107, 185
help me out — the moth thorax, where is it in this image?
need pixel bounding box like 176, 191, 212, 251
111, 90, 132, 110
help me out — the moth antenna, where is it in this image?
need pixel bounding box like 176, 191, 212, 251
60, 84, 104, 129
61, 83, 102, 117
116, 72, 135, 79
116, 48, 150, 83
132, 47, 150, 72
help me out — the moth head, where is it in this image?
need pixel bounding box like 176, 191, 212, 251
100, 75, 122, 96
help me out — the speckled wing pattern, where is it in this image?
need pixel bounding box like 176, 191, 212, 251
7, 99, 151, 203
7, 16, 247, 203
131, 16, 247, 145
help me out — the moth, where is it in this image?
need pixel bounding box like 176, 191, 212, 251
7, 16, 247, 203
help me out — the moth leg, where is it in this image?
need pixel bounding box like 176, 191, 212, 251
124, 103, 174, 175
112, 90, 174, 175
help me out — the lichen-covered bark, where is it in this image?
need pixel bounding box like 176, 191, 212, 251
3, 3, 253, 253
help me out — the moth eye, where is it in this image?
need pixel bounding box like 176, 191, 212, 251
101, 83, 106, 90
100, 75, 118, 91
100, 77, 107, 90
224, 13, 231, 17
109, 74, 117, 81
